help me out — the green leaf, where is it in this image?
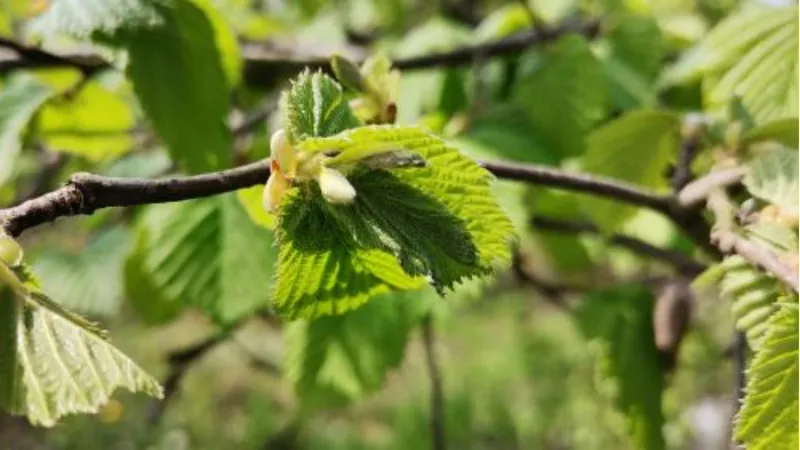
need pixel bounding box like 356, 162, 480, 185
272, 189, 424, 319
283, 290, 425, 409
736, 301, 799, 449
33, 227, 130, 317
117, 1, 233, 173
744, 118, 799, 149
514, 35, 606, 158
455, 104, 558, 165
720, 256, 783, 350
39, 82, 135, 161
125, 194, 277, 324
602, 15, 664, 110
663, 6, 798, 123
580, 109, 680, 230
0, 75, 54, 187
276, 125, 514, 318
299, 126, 515, 272
577, 284, 666, 450
0, 263, 162, 427
281, 71, 361, 142
744, 148, 799, 214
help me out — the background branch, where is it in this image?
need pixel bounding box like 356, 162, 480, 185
0, 19, 600, 87
529, 215, 708, 277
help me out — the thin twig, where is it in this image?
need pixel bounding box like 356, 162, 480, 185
0, 158, 675, 237
421, 314, 446, 450
481, 160, 672, 214
529, 216, 708, 277
0, 19, 601, 87
147, 326, 237, 424
671, 121, 703, 193
677, 167, 746, 208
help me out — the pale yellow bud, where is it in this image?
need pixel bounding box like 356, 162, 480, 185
263, 165, 291, 214
270, 129, 296, 178
318, 167, 356, 205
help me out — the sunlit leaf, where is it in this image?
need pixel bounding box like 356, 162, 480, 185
744, 148, 799, 214
0, 264, 161, 427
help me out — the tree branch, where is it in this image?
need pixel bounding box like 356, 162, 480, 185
0, 156, 681, 238
481, 160, 672, 213
421, 314, 446, 450
529, 215, 708, 277
678, 167, 746, 208
0, 19, 600, 86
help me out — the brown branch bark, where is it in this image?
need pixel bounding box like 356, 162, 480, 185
0, 158, 680, 238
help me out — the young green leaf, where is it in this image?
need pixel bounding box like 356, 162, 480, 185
577, 284, 666, 450
736, 301, 799, 448
0, 264, 162, 427
280, 70, 361, 143
283, 290, 428, 409
602, 15, 664, 109
720, 256, 783, 350
663, 5, 798, 123
125, 194, 277, 324
580, 109, 680, 231
272, 189, 424, 319
514, 35, 606, 158
0, 75, 54, 187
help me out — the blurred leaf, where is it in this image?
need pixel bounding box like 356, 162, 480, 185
125, 193, 277, 324
475, 4, 532, 41
744, 148, 799, 214
580, 109, 679, 230
720, 256, 782, 350
0, 75, 53, 187
284, 290, 425, 409
193, 0, 242, 87
531, 0, 578, 23
602, 15, 664, 110
662, 5, 798, 123
31, 0, 166, 37
102, 151, 172, 178
236, 185, 276, 230
35, 0, 235, 173
515, 35, 606, 158
118, 1, 233, 173
39, 83, 135, 161
394, 18, 472, 123
456, 104, 557, 164
280, 71, 360, 143
0, 264, 162, 427
578, 284, 666, 450
526, 189, 595, 273
33, 227, 130, 317
735, 301, 799, 448
744, 118, 799, 149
